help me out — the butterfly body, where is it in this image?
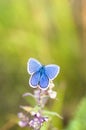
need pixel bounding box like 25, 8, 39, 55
27, 58, 60, 90
39, 66, 45, 76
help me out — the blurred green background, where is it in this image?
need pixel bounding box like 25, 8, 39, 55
0, 0, 86, 130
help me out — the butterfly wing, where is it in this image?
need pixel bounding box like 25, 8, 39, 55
27, 58, 42, 74
45, 64, 60, 80
39, 73, 49, 90
29, 71, 40, 88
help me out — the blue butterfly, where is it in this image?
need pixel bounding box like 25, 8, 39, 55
27, 58, 60, 90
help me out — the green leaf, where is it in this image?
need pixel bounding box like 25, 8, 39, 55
43, 110, 63, 119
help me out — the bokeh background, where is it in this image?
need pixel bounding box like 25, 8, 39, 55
0, 0, 86, 130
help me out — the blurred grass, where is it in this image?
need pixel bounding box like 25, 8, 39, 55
0, 0, 86, 130
65, 97, 86, 130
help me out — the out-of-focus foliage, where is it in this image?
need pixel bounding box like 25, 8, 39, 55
65, 98, 86, 130
0, 0, 86, 130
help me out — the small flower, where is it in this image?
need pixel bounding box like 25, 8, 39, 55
29, 112, 48, 130
18, 111, 48, 130
49, 81, 55, 89
18, 112, 29, 127
47, 81, 57, 99
48, 89, 57, 99
18, 121, 27, 127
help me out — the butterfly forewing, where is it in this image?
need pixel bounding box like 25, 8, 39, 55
45, 64, 60, 80
27, 58, 42, 74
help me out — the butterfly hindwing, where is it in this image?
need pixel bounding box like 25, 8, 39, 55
27, 58, 42, 74
29, 71, 40, 88
45, 64, 60, 80
39, 73, 49, 89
